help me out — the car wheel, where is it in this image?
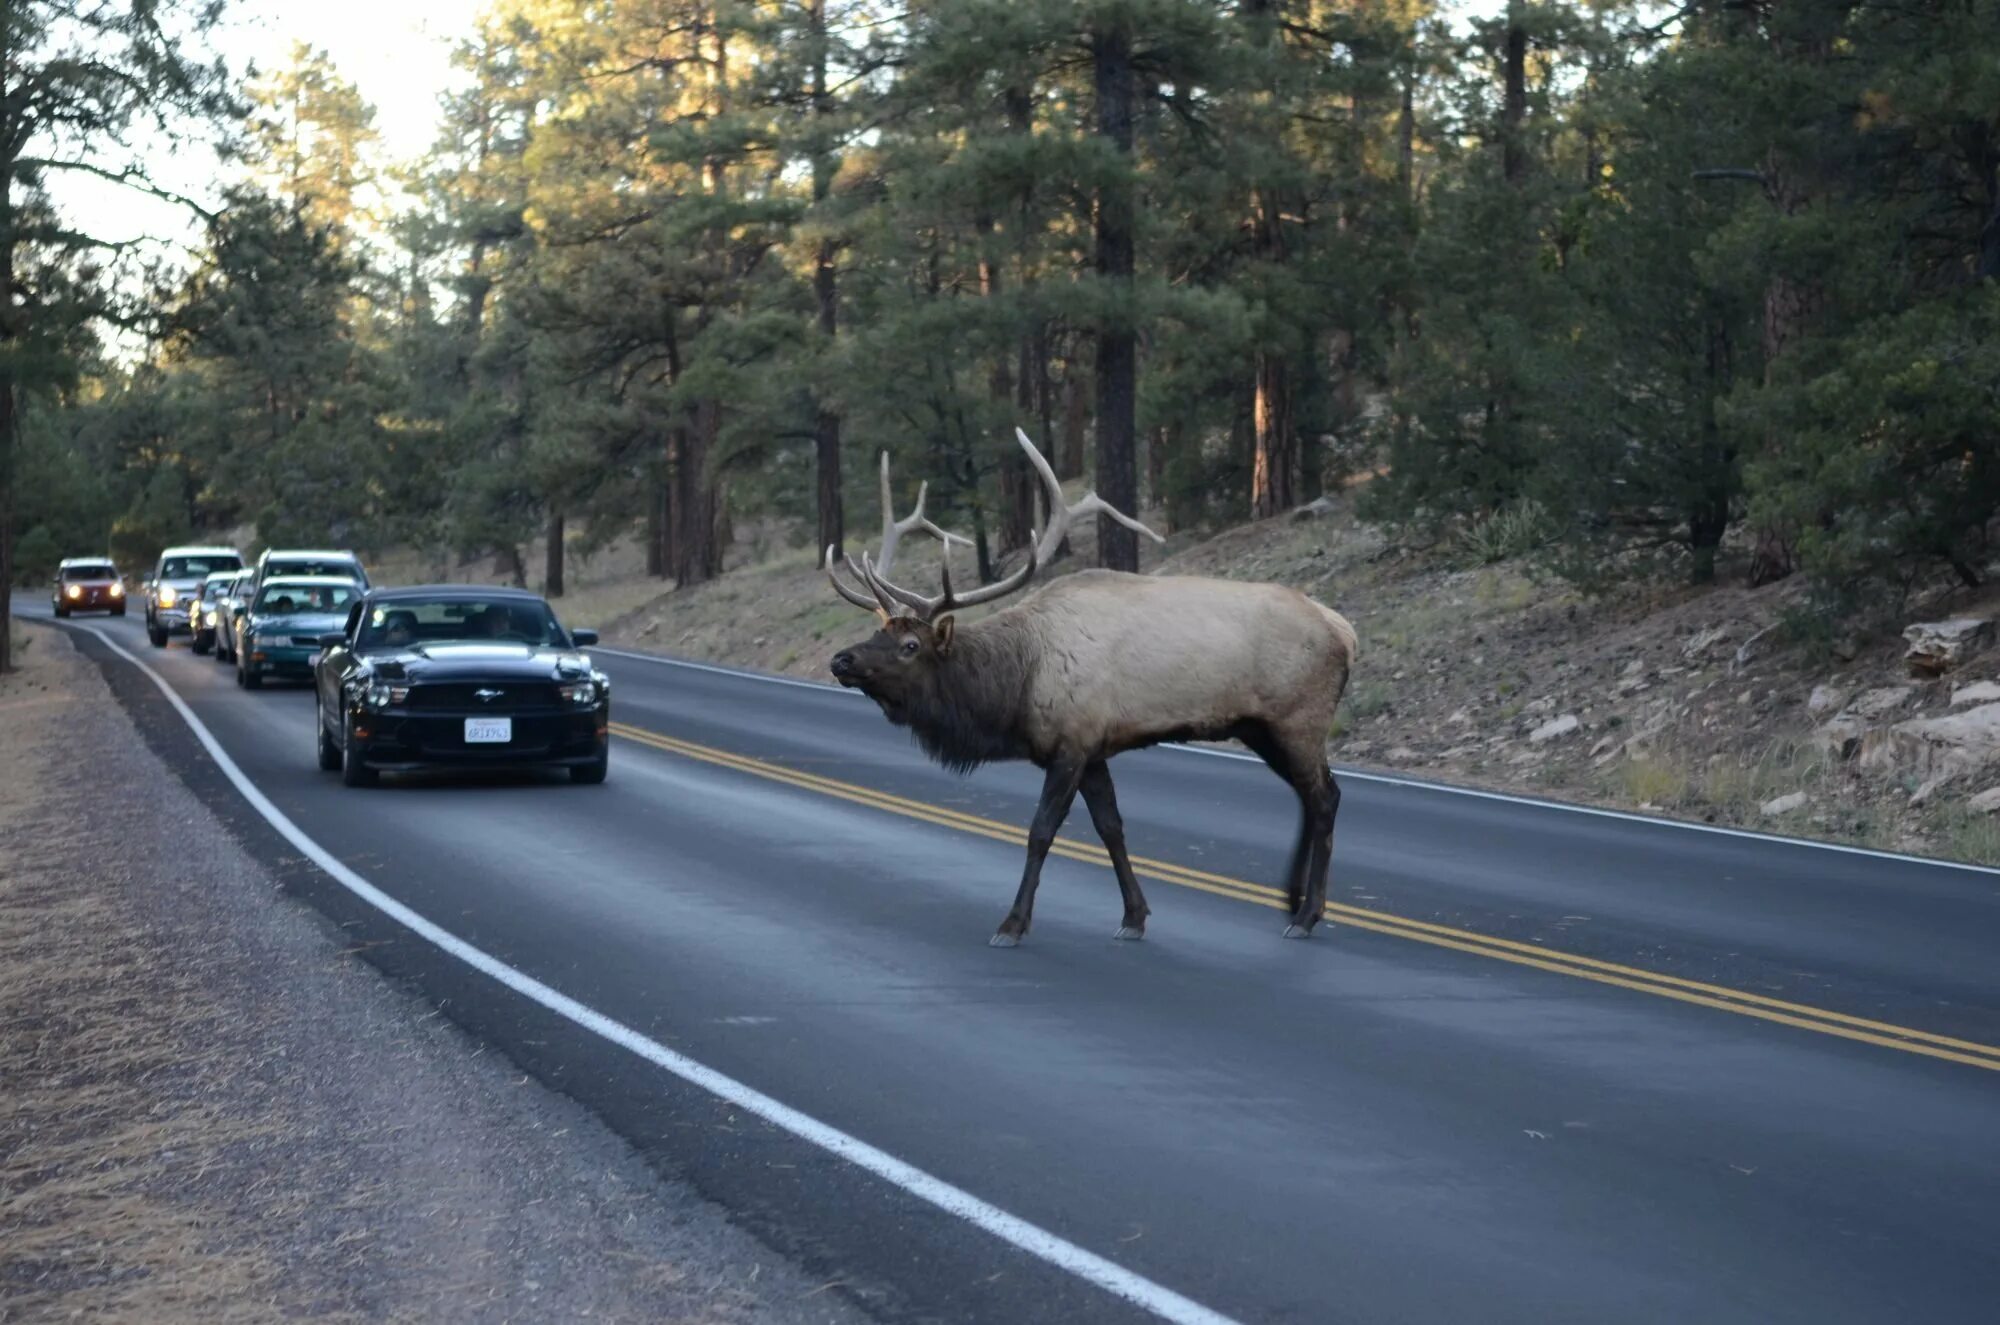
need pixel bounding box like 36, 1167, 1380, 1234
55, 604, 70, 618
340, 713, 378, 787
316, 697, 343, 772
192, 634, 211, 655
148, 622, 166, 648
242, 663, 263, 691
571, 750, 609, 785
112, 606, 126, 617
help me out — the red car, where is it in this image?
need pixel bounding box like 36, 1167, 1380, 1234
52, 558, 127, 617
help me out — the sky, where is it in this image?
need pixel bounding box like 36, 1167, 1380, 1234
57, 0, 1514, 279
54, 0, 485, 261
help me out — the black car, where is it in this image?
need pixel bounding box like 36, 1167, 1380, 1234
312, 586, 609, 787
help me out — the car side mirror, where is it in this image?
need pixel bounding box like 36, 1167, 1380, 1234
317, 632, 347, 649
570, 628, 598, 647
232, 605, 247, 618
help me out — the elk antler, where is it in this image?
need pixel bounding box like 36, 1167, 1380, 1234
1014, 428, 1165, 568
873, 450, 972, 578
861, 543, 1039, 621
825, 448, 975, 619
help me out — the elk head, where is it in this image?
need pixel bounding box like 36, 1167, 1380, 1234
825, 429, 1160, 717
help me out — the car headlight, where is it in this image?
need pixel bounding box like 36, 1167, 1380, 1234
109, 583, 124, 597
363, 682, 410, 710
158, 585, 177, 607
65, 584, 81, 599
558, 681, 599, 706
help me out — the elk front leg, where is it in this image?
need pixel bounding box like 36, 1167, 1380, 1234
992, 759, 1086, 947
1285, 766, 1340, 939
1079, 760, 1150, 939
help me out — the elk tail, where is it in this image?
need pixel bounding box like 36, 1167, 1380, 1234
1316, 603, 1358, 667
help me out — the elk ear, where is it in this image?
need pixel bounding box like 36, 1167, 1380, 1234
933, 614, 956, 656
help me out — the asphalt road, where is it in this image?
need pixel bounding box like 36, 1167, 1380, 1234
23, 602, 2000, 1324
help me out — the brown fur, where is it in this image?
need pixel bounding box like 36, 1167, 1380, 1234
830, 568, 1357, 944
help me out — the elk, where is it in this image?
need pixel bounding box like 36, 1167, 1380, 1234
827, 430, 1357, 947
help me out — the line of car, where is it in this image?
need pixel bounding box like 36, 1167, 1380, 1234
53, 543, 612, 789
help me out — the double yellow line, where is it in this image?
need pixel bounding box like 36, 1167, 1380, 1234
611, 720, 2000, 1073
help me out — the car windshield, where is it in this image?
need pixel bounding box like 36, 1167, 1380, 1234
255, 583, 359, 615
266, 557, 359, 580
162, 555, 241, 578
202, 581, 231, 602
358, 598, 567, 651
62, 565, 115, 581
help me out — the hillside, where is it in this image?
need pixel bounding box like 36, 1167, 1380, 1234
356, 496, 2000, 870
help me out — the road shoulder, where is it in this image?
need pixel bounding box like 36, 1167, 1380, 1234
0, 622, 865, 1323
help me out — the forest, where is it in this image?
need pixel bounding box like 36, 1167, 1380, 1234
4, 0, 1998, 674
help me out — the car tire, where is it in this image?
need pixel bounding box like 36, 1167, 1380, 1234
192, 634, 211, 655
148, 622, 166, 648
340, 714, 377, 788
112, 605, 126, 617
55, 604, 70, 618
242, 663, 262, 690
316, 698, 344, 772
571, 750, 609, 785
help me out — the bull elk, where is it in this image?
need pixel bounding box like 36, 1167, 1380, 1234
827, 430, 1358, 946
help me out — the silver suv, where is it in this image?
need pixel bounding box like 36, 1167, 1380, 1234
146, 545, 244, 648
244, 548, 370, 602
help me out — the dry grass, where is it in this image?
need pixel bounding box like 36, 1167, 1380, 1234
0, 634, 308, 1321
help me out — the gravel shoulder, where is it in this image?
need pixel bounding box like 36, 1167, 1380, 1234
0, 622, 868, 1324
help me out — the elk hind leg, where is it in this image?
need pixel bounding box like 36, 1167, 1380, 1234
1237, 722, 1313, 913
1283, 740, 1340, 940
993, 758, 1086, 947
1079, 760, 1150, 939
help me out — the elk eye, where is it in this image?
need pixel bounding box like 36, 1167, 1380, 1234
900, 638, 919, 656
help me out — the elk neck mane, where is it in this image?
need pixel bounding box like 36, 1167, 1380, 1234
900, 610, 1041, 774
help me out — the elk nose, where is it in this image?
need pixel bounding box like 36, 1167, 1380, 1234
830, 651, 856, 678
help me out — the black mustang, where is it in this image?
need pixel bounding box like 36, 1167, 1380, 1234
313, 586, 610, 787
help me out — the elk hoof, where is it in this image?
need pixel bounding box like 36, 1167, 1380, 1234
988, 932, 1021, 948
1113, 926, 1145, 941
1281, 923, 1315, 940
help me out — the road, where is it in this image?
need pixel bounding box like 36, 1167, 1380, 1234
23, 603, 2000, 1324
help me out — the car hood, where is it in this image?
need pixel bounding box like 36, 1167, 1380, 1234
248, 611, 347, 636
359, 641, 595, 682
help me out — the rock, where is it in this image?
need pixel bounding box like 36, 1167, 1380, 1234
1904, 618, 1993, 677
1812, 716, 1867, 762
1841, 685, 1914, 720
1806, 684, 1846, 719
1830, 634, 1862, 663
1969, 786, 2000, 815
1760, 791, 1807, 817
1682, 626, 1732, 663
1620, 658, 1646, 677
1386, 745, 1421, 761
1731, 625, 1776, 673
1528, 714, 1582, 744
1951, 680, 2000, 708
1856, 701, 2000, 783
1589, 732, 1622, 758
1290, 495, 1340, 521
1908, 776, 1950, 808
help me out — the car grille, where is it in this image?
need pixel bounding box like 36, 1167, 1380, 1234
405, 683, 560, 713
290, 636, 325, 647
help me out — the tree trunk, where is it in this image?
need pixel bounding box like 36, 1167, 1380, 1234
675, 402, 723, 586
808, 0, 844, 562
544, 509, 564, 597
1059, 366, 1088, 480
1251, 353, 1296, 518
1091, 20, 1139, 572
645, 463, 669, 577
1501, 8, 1528, 186
497, 544, 527, 588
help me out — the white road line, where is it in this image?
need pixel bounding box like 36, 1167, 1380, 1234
56, 620, 1242, 1325
596, 645, 2000, 878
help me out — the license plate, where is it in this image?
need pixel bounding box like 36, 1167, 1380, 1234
465, 717, 512, 744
